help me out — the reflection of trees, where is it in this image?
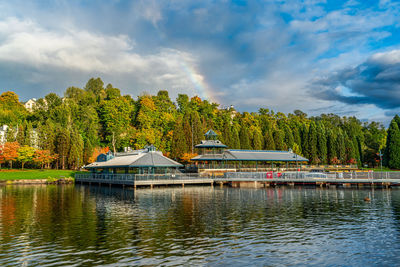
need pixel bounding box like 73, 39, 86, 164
0, 185, 399, 265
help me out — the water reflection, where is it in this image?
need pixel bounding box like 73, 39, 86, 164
0, 185, 400, 266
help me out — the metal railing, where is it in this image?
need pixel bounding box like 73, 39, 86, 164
76, 171, 400, 182
75, 173, 136, 181
223, 171, 400, 180
188, 164, 358, 171
75, 172, 211, 182
134, 173, 208, 181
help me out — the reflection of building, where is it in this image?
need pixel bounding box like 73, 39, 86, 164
0, 125, 8, 144
24, 98, 37, 112
84, 145, 182, 174
191, 129, 308, 172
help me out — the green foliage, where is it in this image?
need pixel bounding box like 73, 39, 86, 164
385, 118, 400, 169
0, 91, 27, 125
240, 126, 251, 149
2, 77, 397, 169
264, 131, 275, 150
273, 129, 285, 150
17, 145, 35, 169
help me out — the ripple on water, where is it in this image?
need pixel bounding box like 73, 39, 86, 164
1, 186, 400, 266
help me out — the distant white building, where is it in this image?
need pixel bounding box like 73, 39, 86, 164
30, 129, 39, 148
24, 98, 37, 112
0, 125, 8, 145
0, 125, 39, 147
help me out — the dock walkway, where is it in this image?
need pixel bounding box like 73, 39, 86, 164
75, 172, 400, 188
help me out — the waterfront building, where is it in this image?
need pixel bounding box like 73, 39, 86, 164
191, 129, 308, 172
0, 125, 8, 144
84, 145, 183, 174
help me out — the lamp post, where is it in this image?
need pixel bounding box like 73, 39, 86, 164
290, 148, 298, 178
378, 150, 383, 179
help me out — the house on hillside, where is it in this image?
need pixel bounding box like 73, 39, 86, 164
24, 98, 37, 112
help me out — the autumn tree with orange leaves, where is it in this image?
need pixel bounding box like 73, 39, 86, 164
33, 149, 58, 169
88, 147, 110, 163
2, 142, 20, 169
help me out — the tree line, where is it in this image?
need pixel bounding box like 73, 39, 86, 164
0, 77, 394, 170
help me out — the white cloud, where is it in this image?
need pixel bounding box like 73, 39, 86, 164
0, 16, 204, 98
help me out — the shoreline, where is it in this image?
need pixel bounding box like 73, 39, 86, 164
0, 177, 74, 185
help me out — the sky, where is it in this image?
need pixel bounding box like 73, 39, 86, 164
0, 0, 400, 125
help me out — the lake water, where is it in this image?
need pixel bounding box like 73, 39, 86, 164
0, 185, 400, 266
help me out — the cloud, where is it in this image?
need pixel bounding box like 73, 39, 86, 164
311, 49, 400, 109
0, 16, 208, 99
0, 0, 400, 124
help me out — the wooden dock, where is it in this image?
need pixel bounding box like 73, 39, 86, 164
213, 177, 400, 188
75, 172, 400, 188
75, 173, 213, 188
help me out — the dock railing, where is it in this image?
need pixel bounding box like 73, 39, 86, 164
75, 172, 210, 182
223, 171, 400, 180
76, 171, 400, 183
75, 173, 136, 182
134, 173, 206, 181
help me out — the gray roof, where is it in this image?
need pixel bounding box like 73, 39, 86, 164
195, 140, 227, 148
205, 129, 218, 136
85, 151, 183, 169
191, 149, 308, 162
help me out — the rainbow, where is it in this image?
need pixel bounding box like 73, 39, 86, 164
180, 60, 217, 103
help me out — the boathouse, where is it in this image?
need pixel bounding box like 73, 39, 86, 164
85, 145, 183, 174
191, 130, 308, 171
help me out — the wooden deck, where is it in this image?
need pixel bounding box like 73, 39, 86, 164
75, 172, 400, 188
213, 177, 400, 187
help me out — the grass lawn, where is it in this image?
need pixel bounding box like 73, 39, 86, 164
0, 169, 80, 180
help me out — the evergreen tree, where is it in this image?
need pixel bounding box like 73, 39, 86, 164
221, 117, 232, 147
336, 129, 345, 164
171, 119, 187, 159
56, 128, 71, 169
6, 127, 16, 142
273, 129, 285, 150
240, 126, 251, 149
283, 125, 294, 149
182, 119, 193, 153
386, 119, 400, 169
190, 111, 203, 147
316, 122, 327, 164
68, 129, 84, 169
16, 123, 25, 145
307, 121, 318, 163
327, 129, 336, 164
300, 124, 309, 158
231, 125, 240, 149
264, 131, 275, 150
344, 133, 356, 164
252, 128, 263, 150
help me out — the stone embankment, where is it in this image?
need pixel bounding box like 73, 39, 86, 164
0, 178, 74, 185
